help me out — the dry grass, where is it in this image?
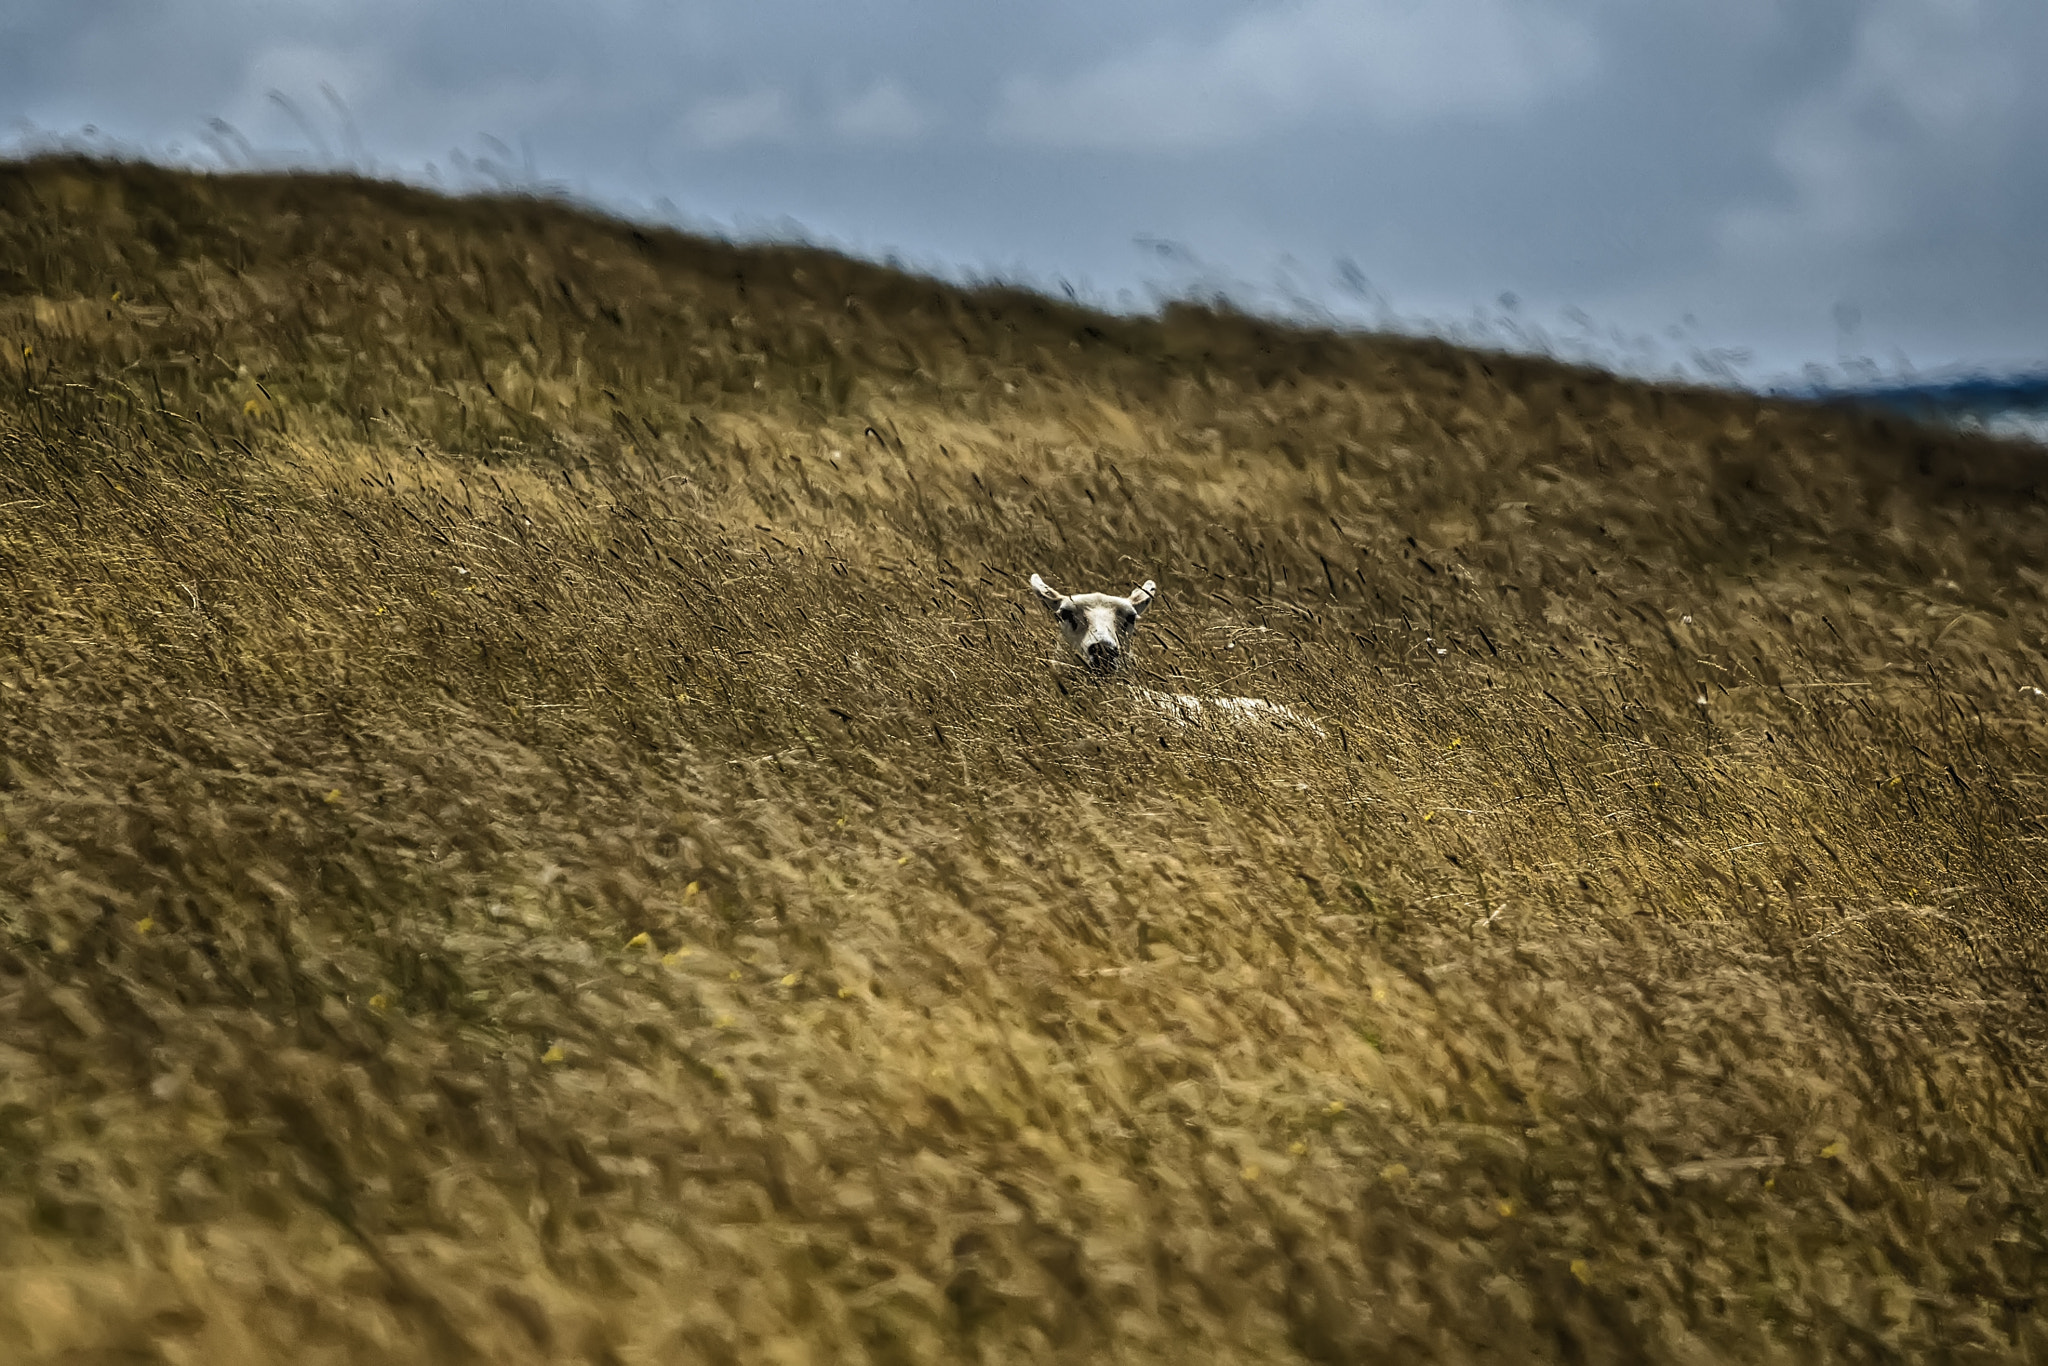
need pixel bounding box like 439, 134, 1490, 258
2, 155, 2047, 1363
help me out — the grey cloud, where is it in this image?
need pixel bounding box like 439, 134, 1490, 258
679, 90, 799, 151
830, 81, 932, 144
1685, 0, 2048, 367
1718, 0, 2043, 263
992, 0, 1600, 150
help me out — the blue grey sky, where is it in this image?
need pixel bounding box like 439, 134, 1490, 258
5, 1, 2043, 385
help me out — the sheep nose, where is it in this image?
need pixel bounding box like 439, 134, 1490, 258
1085, 641, 1120, 670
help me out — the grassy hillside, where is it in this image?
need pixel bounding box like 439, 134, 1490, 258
3, 156, 2047, 1364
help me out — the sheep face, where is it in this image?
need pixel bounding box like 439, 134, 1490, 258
1029, 573, 1156, 673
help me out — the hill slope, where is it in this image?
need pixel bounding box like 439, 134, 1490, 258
3, 157, 2047, 1363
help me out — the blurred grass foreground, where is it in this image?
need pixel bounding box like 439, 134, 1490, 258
2, 157, 2048, 1364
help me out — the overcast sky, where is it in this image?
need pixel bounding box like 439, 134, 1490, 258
5, 1, 2043, 385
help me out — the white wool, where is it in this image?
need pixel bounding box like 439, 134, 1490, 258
1134, 688, 1328, 738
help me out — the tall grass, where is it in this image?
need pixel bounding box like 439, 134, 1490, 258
1, 156, 2046, 1363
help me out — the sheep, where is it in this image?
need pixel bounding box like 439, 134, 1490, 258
1027, 573, 1325, 737
1029, 572, 1155, 673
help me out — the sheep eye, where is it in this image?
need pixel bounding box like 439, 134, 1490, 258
1058, 607, 1079, 625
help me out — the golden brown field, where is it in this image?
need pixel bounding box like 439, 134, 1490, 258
2, 156, 2046, 1364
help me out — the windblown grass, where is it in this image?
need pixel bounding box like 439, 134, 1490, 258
2, 156, 2046, 1363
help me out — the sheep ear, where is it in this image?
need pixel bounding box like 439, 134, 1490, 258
1129, 580, 1158, 614
1029, 573, 1065, 612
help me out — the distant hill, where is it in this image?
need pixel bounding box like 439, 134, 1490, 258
1788, 367, 2048, 443
2, 156, 2047, 1365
